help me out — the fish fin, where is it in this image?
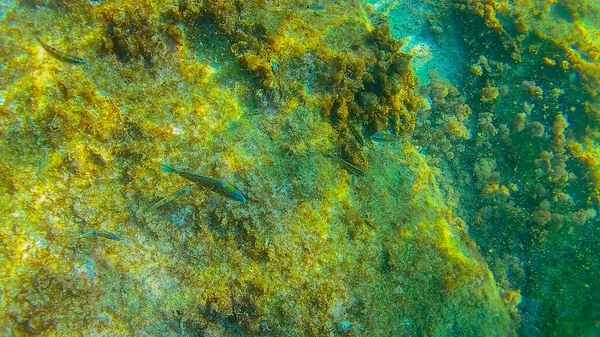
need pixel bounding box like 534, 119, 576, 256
161, 163, 178, 173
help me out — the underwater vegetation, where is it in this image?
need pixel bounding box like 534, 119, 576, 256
405, 0, 600, 335
0, 0, 597, 336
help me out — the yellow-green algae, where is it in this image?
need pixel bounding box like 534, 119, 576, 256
0, 0, 524, 336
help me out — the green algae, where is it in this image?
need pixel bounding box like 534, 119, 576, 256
0, 0, 598, 336
410, 0, 600, 336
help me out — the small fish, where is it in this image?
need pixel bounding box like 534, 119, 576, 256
78, 230, 121, 241
328, 154, 367, 177
161, 164, 247, 203
370, 131, 402, 142
35, 36, 87, 65
350, 126, 366, 147
145, 187, 191, 213
306, 3, 326, 11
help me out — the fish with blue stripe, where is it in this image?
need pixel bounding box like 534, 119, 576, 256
78, 230, 121, 241
161, 164, 247, 203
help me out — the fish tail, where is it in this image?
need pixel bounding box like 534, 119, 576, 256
160, 163, 178, 173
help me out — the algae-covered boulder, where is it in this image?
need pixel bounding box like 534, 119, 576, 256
0, 1, 516, 336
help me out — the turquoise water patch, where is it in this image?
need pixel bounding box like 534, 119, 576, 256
369, 0, 467, 85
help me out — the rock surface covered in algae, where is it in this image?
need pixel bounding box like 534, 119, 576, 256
0, 0, 598, 336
